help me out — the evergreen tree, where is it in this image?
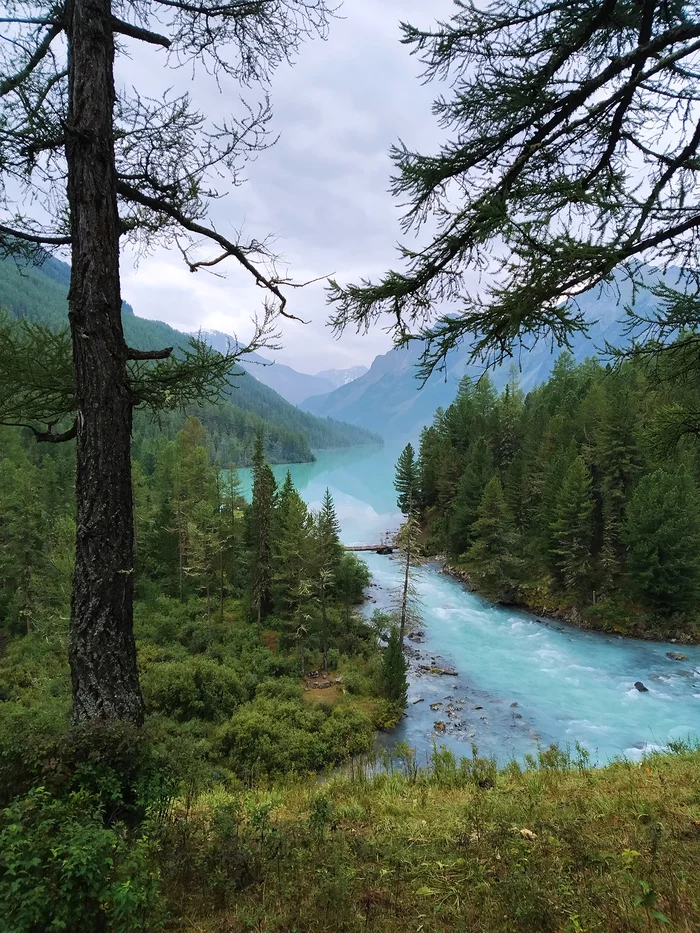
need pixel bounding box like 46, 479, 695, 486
249, 432, 277, 623
273, 481, 313, 615
395, 442, 420, 515
316, 488, 343, 574
329, 1, 700, 381
550, 457, 595, 600
394, 512, 423, 646
622, 468, 700, 614
447, 437, 495, 557
217, 466, 244, 612
378, 627, 408, 709
417, 425, 441, 511
465, 476, 520, 601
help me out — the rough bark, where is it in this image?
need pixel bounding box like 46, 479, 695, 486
65, 0, 144, 724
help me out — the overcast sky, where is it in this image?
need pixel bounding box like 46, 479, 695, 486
116, 0, 454, 374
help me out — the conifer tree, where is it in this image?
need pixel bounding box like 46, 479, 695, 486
394, 512, 423, 646
378, 627, 408, 709
273, 480, 313, 615
217, 466, 244, 615
448, 437, 495, 557
312, 488, 342, 671
550, 456, 595, 600
622, 467, 700, 614
316, 488, 343, 573
465, 476, 520, 601
249, 432, 277, 623
417, 426, 442, 511
395, 443, 420, 515
329, 1, 700, 380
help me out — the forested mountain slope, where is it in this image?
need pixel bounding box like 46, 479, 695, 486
302, 267, 675, 439
0, 257, 382, 463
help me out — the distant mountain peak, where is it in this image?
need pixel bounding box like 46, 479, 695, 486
300, 264, 684, 440
192, 330, 368, 405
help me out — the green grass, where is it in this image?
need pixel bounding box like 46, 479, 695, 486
157, 744, 700, 932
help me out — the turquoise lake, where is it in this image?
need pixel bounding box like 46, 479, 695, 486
239, 445, 700, 765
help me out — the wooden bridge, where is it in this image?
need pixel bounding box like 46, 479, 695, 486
344, 531, 397, 554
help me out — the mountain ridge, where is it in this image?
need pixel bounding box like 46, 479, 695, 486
194, 329, 369, 405
300, 268, 678, 439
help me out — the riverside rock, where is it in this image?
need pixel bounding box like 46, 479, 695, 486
634, 681, 649, 692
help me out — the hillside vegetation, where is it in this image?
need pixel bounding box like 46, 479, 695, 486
0, 257, 382, 464
411, 352, 700, 642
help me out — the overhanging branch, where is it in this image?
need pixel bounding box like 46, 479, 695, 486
116, 179, 307, 322
0, 223, 71, 246
127, 345, 174, 360
111, 17, 171, 48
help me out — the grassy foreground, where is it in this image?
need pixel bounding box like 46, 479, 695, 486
158, 745, 700, 932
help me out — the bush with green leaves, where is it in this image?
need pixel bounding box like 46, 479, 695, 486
217, 696, 374, 777
142, 657, 246, 723
0, 787, 164, 933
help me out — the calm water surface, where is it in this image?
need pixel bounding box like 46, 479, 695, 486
240, 445, 700, 765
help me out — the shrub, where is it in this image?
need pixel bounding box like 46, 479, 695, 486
142, 657, 245, 722
217, 699, 329, 776
0, 787, 164, 933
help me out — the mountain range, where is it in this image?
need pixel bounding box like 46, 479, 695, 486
193, 330, 367, 406
300, 269, 675, 440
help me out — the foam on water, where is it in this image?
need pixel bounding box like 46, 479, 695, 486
364, 552, 700, 765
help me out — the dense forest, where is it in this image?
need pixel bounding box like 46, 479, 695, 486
405, 352, 700, 640
0, 256, 382, 465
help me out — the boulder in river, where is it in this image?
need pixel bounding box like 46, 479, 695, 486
634, 681, 649, 692
666, 651, 689, 661
411, 697, 424, 705
434, 720, 446, 733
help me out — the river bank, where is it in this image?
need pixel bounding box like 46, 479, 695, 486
439, 561, 700, 646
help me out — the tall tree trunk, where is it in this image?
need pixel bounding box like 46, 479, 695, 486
65, 0, 144, 724
400, 541, 411, 648
321, 581, 328, 672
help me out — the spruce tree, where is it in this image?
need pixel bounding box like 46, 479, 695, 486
395, 442, 420, 515
622, 467, 700, 614
273, 482, 313, 615
316, 488, 343, 573
249, 432, 276, 623
417, 426, 441, 511
550, 456, 595, 601
312, 488, 342, 671
465, 476, 520, 601
394, 512, 423, 646
378, 627, 408, 709
448, 437, 495, 557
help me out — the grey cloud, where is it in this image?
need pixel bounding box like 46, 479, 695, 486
118, 0, 455, 373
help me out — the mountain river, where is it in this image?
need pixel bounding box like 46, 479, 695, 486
240, 444, 700, 766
